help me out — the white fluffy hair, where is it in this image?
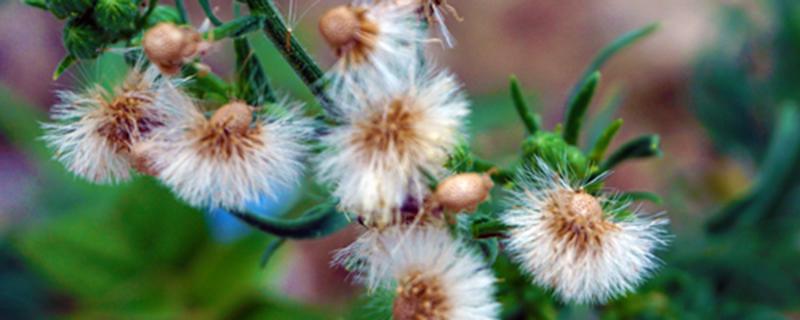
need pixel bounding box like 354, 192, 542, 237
42, 65, 170, 184
502, 159, 669, 304
140, 92, 313, 211
325, 0, 427, 101
335, 225, 500, 319
317, 66, 469, 228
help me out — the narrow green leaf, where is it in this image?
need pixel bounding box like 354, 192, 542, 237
52, 55, 76, 80
22, 0, 48, 10
228, 202, 351, 239
207, 16, 263, 41
588, 118, 623, 164
620, 191, 663, 205
566, 23, 658, 107
509, 75, 541, 134
563, 72, 601, 145
708, 103, 800, 233
174, 0, 188, 24
599, 134, 661, 172
585, 86, 624, 150
259, 238, 285, 268
199, 0, 224, 26
234, 36, 276, 104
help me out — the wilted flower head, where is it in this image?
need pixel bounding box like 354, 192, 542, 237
139, 94, 313, 211
319, 1, 426, 94
335, 224, 500, 319
42, 64, 176, 184
317, 67, 469, 228
501, 159, 669, 304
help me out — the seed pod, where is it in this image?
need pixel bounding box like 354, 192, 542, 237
47, 0, 94, 19
210, 101, 253, 133
63, 18, 106, 59
142, 23, 202, 75
94, 0, 138, 35
435, 172, 494, 213
318, 6, 360, 50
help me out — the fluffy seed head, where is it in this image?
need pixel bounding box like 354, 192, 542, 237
434, 172, 494, 213
42, 65, 175, 183
322, 2, 426, 99
143, 22, 201, 75
502, 159, 669, 304
140, 94, 313, 210
334, 225, 500, 319
317, 68, 469, 228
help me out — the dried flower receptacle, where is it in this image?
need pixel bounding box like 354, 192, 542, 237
435, 172, 494, 213
143, 22, 206, 75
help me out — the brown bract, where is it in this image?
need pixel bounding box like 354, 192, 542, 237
319, 5, 379, 65
546, 190, 619, 255
393, 271, 450, 320
435, 172, 494, 213
194, 102, 261, 160
143, 23, 202, 75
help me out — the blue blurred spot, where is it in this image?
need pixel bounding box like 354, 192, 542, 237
206, 184, 301, 243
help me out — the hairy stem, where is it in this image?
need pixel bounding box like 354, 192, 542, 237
244, 0, 334, 115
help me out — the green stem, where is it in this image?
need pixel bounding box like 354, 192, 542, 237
245, 0, 333, 114
199, 0, 224, 26
259, 238, 286, 268
510, 75, 541, 135
175, 0, 188, 24
228, 203, 350, 239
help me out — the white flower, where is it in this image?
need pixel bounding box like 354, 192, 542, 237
42, 65, 175, 184
139, 96, 313, 210
335, 224, 500, 320
317, 67, 469, 228
318, 1, 427, 97
501, 160, 669, 304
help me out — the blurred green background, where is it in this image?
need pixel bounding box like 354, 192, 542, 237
1, 0, 799, 319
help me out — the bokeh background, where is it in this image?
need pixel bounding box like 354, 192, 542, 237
1, 0, 799, 319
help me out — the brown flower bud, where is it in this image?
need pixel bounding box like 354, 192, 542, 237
143, 23, 201, 75
210, 101, 253, 133
434, 172, 494, 213
319, 6, 360, 50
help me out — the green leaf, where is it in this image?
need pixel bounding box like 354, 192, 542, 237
509, 75, 541, 135
199, 0, 224, 26
585, 86, 624, 150
620, 191, 664, 205
599, 134, 662, 173
208, 16, 264, 41
588, 118, 624, 164
259, 238, 285, 268
228, 202, 351, 239
23, 0, 48, 10
563, 72, 600, 145
566, 23, 658, 107
52, 54, 76, 80
235, 36, 276, 105
707, 103, 800, 233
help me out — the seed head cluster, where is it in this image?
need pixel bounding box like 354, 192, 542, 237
40, 0, 670, 317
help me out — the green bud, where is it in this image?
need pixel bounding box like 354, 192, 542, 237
63, 19, 106, 59
94, 0, 139, 35
522, 131, 589, 179
47, 0, 94, 19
